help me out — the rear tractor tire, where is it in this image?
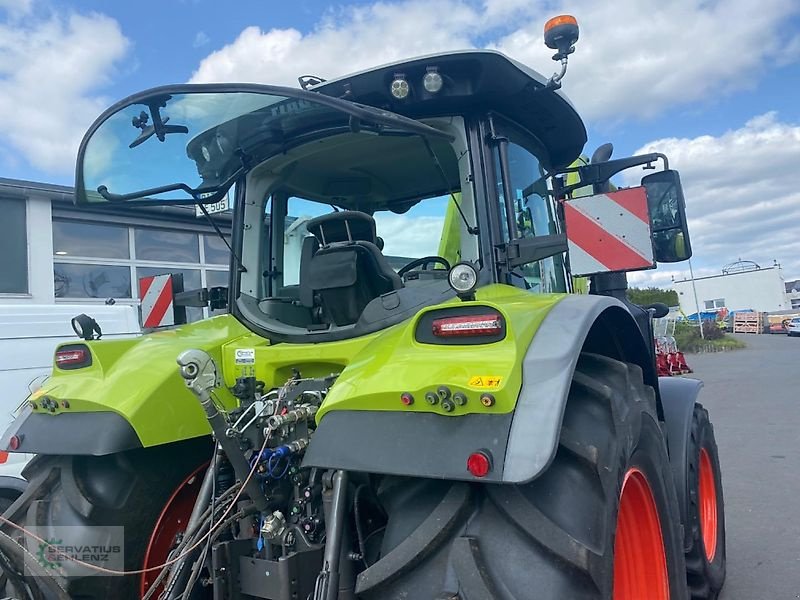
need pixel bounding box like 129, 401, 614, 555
684, 404, 726, 599
7, 437, 211, 600
357, 353, 688, 600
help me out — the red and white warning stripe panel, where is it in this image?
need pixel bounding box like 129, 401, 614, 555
564, 187, 655, 277
139, 274, 175, 328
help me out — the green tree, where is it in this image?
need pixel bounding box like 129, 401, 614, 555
626, 286, 679, 307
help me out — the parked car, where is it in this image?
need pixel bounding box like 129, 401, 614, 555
788, 317, 800, 337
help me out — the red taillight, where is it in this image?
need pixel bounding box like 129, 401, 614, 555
7, 435, 21, 451
55, 346, 91, 369
467, 451, 492, 478
432, 315, 502, 337
0, 451, 8, 464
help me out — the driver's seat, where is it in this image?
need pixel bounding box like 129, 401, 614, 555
301, 211, 402, 326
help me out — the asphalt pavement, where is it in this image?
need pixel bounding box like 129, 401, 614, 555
686, 333, 800, 599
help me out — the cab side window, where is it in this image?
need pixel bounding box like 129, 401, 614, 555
493, 135, 567, 293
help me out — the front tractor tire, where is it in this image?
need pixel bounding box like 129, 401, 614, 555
357, 353, 688, 600
684, 404, 726, 599
11, 437, 211, 600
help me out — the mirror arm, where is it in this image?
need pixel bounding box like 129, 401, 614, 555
555, 153, 669, 197
96, 166, 244, 204
506, 234, 568, 268
97, 182, 199, 202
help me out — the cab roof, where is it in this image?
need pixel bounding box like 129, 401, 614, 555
312, 50, 587, 169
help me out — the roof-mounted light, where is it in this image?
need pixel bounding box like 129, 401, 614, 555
422, 67, 443, 94
543, 14, 579, 89
390, 73, 410, 99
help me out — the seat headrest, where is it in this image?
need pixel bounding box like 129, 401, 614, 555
305, 211, 377, 246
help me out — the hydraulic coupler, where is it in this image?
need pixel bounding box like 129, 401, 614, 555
176, 348, 268, 512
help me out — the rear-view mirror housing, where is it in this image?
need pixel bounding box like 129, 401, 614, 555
641, 169, 692, 263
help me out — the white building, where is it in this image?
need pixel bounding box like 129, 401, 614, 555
1, 177, 232, 321
672, 261, 790, 314
786, 280, 800, 310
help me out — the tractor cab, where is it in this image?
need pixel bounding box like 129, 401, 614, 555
73, 49, 610, 341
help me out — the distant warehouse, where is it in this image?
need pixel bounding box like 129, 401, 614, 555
672, 261, 794, 314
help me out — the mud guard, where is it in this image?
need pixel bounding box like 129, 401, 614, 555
306, 295, 657, 484
502, 294, 656, 483
0, 405, 142, 456
659, 375, 704, 551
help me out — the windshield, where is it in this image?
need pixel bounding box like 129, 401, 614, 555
237, 119, 478, 338
77, 85, 452, 205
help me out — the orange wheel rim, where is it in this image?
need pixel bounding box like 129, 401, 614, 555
698, 447, 718, 561
613, 468, 670, 600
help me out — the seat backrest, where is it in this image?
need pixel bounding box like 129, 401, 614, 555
305, 211, 377, 245
298, 235, 320, 308
306, 241, 402, 326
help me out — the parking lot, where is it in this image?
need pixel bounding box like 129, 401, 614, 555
688, 333, 800, 599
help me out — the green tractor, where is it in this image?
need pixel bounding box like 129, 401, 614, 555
0, 16, 725, 600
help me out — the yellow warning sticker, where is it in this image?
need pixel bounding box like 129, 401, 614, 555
468, 376, 503, 389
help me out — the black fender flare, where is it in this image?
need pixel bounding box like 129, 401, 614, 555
659, 375, 704, 551
0, 475, 27, 498
502, 294, 659, 483
0, 405, 142, 456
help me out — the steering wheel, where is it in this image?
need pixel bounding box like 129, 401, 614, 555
398, 256, 451, 279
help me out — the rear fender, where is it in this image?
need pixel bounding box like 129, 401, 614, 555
659, 376, 704, 551
502, 294, 658, 483
305, 294, 658, 484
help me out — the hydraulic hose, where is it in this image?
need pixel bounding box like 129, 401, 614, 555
162, 449, 218, 600
177, 350, 269, 513
324, 471, 349, 600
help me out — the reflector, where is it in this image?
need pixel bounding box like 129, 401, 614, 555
467, 451, 491, 477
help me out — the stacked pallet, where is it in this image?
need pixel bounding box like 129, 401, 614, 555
733, 312, 763, 334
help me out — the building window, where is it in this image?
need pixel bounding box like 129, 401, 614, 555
704, 298, 726, 309
53, 220, 129, 258
203, 235, 230, 264
792, 298, 800, 310
54, 263, 132, 299
0, 198, 28, 294
135, 228, 200, 262
53, 218, 231, 322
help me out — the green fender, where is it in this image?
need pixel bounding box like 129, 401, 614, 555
4, 316, 252, 454
6, 285, 563, 455
303, 294, 657, 483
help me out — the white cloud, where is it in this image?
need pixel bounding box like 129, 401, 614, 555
191, 0, 800, 122
193, 30, 210, 48
0, 0, 33, 19
191, 1, 480, 87
492, 0, 800, 121
0, 10, 129, 174
628, 112, 800, 287
373, 213, 445, 258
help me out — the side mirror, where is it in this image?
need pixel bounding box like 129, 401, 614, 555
641, 169, 692, 263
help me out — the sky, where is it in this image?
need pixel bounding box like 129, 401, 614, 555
1, 0, 800, 288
